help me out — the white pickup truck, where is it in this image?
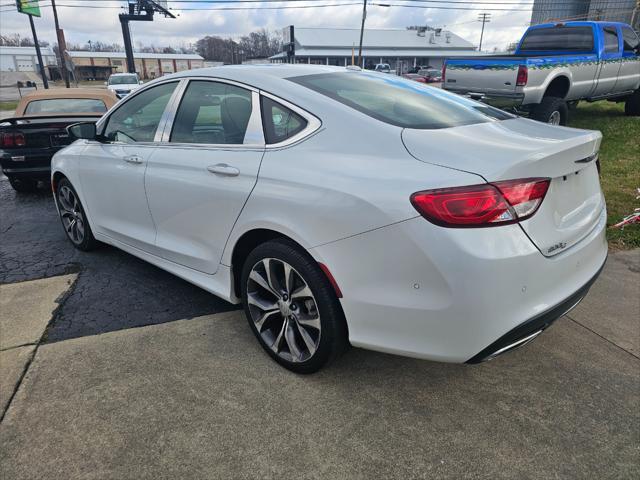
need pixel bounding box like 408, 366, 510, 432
443, 21, 640, 125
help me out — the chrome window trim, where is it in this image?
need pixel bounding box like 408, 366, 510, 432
95, 78, 182, 139
259, 90, 322, 149
158, 77, 265, 148
157, 79, 189, 142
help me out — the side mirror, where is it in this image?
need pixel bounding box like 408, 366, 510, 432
139, 80, 144, 84
68, 122, 97, 140
104, 81, 108, 86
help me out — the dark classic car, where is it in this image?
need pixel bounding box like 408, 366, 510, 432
0, 88, 118, 192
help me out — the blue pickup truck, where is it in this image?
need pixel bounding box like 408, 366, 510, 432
442, 21, 640, 125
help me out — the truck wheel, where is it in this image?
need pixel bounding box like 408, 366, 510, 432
624, 90, 640, 116
530, 96, 568, 126
8, 177, 40, 193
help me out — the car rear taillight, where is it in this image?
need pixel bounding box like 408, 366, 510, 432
411, 178, 550, 228
0, 132, 25, 148
516, 65, 528, 86
442, 63, 446, 83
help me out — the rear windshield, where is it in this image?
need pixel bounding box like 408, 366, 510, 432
289, 72, 513, 129
519, 26, 594, 52
24, 98, 107, 114
109, 75, 138, 85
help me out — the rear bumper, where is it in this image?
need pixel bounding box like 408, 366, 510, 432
311, 208, 608, 363
1, 149, 53, 178
466, 256, 605, 363
443, 86, 525, 109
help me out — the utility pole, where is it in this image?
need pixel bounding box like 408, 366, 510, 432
50, 0, 70, 87
120, 1, 175, 75
477, 13, 491, 52
357, 0, 367, 68
28, 15, 48, 89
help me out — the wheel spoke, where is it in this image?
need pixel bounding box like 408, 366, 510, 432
295, 320, 317, 356
249, 269, 279, 299
285, 320, 303, 360
65, 218, 76, 233
247, 293, 278, 312
271, 317, 288, 354
291, 284, 313, 300
297, 313, 321, 331
254, 309, 279, 332
283, 263, 294, 296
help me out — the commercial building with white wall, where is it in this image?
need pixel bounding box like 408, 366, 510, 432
270, 26, 479, 72
67, 51, 205, 80
0, 46, 57, 79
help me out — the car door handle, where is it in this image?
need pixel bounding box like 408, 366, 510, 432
123, 155, 144, 165
207, 164, 240, 177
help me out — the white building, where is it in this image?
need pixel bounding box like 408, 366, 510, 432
270, 26, 479, 72
0, 46, 58, 78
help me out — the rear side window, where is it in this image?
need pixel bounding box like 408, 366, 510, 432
261, 96, 307, 144
171, 80, 252, 145
289, 72, 512, 130
519, 26, 594, 52
603, 27, 619, 54
622, 27, 639, 53
25, 98, 106, 114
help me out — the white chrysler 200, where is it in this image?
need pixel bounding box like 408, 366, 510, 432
52, 65, 607, 373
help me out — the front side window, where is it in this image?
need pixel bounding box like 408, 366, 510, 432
102, 81, 177, 143
289, 72, 512, 130
170, 81, 252, 145
519, 26, 594, 52
603, 27, 619, 54
25, 98, 106, 114
622, 27, 639, 53
261, 96, 307, 144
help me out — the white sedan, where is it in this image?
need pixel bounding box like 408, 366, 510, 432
52, 65, 607, 373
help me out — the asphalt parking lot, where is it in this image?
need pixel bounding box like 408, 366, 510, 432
1, 176, 639, 479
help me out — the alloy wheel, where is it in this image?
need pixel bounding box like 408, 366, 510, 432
548, 111, 561, 125
246, 258, 321, 363
58, 185, 85, 245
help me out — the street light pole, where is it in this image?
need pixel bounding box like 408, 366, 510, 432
357, 0, 367, 67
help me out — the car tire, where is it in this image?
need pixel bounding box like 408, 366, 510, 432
530, 96, 569, 126
8, 176, 39, 193
240, 238, 348, 374
624, 90, 640, 116
55, 178, 99, 251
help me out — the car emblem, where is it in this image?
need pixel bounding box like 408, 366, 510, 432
547, 242, 567, 254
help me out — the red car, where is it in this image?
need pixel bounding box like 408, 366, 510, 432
402, 73, 427, 83
418, 69, 443, 83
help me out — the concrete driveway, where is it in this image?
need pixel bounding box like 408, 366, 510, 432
1, 249, 638, 479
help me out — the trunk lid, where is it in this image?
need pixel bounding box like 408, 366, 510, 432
444, 57, 521, 94
402, 118, 604, 256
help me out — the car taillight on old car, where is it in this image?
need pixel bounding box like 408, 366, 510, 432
0, 132, 25, 148
516, 65, 528, 87
410, 178, 550, 228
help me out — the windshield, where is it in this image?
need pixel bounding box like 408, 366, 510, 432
289, 72, 513, 129
24, 98, 107, 114
519, 26, 594, 52
109, 75, 138, 85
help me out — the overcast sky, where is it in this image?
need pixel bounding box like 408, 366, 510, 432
0, 1, 533, 52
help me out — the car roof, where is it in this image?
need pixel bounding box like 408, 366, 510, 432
109, 72, 138, 76
15, 88, 119, 117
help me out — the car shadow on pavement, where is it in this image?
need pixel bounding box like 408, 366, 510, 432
0, 180, 239, 343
